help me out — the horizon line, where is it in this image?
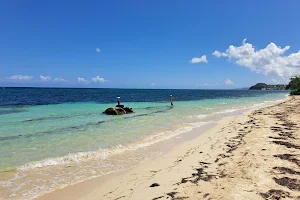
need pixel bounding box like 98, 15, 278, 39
0, 86, 252, 90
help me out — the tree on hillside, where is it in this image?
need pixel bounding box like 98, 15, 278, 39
286, 76, 300, 95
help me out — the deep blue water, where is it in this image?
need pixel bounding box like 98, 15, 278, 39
0, 87, 288, 106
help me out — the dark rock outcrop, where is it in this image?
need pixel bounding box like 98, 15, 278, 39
123, 107, 134, 113
104, 107, 126, 115
104, 107, 133, 115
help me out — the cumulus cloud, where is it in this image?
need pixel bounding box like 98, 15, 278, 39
96, 48, 101, 53
91, 76, 105, 83
7, 75, 33, 80
225, 79, 234, 85
212, 51, 228, 58
190, 55, 208, 64
213, 39, 300, 78
53, 77, 67, 82
78, 77, 88, 83
40, 75, 51, 81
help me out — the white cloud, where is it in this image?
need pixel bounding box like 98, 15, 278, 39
7, 75, 33, 80
91, 76, 105, 83
213, 39, 300, 78
225, 79, 234, 85
96, 48, 101, 53
269, 76, 287, 84
212, 51, 228, 58
78, 77, 88, 83
53, 77, 67, 82
40, 75, 51, 81
150, 82, 156, 87
190, 55, 208, 64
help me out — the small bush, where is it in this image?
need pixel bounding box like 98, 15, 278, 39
288, 76, 300, 95
290, 89, 300, 95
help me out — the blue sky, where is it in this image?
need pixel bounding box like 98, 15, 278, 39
1, 0, 300, 89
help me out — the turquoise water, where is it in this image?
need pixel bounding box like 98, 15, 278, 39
0, 92, 287, 171
0, 89, 289, 200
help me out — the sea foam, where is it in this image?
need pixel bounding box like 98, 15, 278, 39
20, 121, 212, 170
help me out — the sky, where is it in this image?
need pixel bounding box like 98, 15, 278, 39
1, 0, 300, 89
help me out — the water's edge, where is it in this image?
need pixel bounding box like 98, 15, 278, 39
0, 93, 289, 200
36, 96, 290, 200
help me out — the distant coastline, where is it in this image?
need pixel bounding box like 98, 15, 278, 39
249, 83, 287, 90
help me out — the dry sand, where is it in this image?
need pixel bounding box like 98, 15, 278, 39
39, 96, 300, 200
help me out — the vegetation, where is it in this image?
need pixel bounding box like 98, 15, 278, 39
286, 76, 300, 95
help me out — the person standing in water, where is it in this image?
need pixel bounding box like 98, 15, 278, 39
117, 97, 121, 106
170, 95, 174, 106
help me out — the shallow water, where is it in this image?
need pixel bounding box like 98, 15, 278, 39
0, 88, 289, 199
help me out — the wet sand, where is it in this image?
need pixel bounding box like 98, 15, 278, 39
38, 96, 300, 200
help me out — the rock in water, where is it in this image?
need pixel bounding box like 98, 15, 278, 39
103, 108, 116, 115
104, 107, 126, 115
115, 107, 126, 114
123, 107, 133, 113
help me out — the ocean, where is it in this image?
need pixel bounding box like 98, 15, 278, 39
0, 88, 289, 199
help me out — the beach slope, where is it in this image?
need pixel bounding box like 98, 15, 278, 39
39, 96, 300, 200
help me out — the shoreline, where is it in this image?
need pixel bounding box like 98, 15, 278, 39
38, 96, 299, 200
0, 94, 289, 200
